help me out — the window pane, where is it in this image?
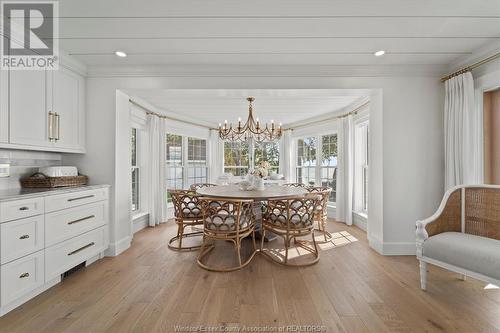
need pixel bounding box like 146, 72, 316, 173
131, 128, 137, 167
296, 166, 316, 186
187, 167, 208, 188
321, 134, 338, 202
132, 168, 139, 211
166, 134, 182, 165
188, 137, 207, 165
297, 137, 316, 167
254, 141, 279, 172
224, 141, 249, 176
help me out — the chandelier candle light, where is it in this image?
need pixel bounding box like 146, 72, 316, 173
218, 97, 283, 142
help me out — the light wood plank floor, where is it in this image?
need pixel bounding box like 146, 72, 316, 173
1, 220, 499, 333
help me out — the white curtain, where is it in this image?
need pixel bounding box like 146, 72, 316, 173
336, 115, 354, 225
279, 130, 295, 181
444, 72, 482, 189
147, 115, 167, 226
209, 129, 224, 183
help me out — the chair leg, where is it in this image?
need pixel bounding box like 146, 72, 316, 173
419, 260, 427, 291
178, 223, 184, 248
312, 230, 319, 258
236, 240, 242, 267
260, 228, 266, 251
322, 220, 328, 242
284, 235, 289, 264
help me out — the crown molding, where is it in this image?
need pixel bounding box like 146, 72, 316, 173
445, 40, 500, 77
87, 64, 446, 78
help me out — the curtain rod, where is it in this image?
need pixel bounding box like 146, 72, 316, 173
129, 99, 217, 130
440, 51, 500, 82
291, 101, 370, 130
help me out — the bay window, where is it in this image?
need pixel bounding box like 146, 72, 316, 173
166, 134, 208, 200
296, 137, 317, 186
223, 139, 279, 176
296, 134, 337, 204
254, 141, 279, 172
223, 141, 249, 176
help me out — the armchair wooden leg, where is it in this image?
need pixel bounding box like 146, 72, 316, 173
419, 260, 427, 291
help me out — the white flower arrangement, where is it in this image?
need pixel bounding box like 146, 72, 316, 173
252, 161, 272, 178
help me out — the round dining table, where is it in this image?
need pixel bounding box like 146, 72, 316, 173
196, 184, 307, 200
196, 184, 308, 241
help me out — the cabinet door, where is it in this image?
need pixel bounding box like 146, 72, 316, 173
0, 67, 8, 143
50, 68, 84, 150
9, 70, 50, 147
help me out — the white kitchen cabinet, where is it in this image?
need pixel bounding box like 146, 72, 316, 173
8, 70, 50, 147
48, 67, 85, 151
0, 68, 8, 143
0, 185, 109, 316
2, 63, 86, 153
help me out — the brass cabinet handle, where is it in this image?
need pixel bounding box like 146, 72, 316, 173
19, 206, 29, 211
19, 272, 30, 278
68, 215, 95, 225
68, 195, 95, 202
48, 111, 54, 141
55, 112, 60, 141
19, 234, 30, 239
68, 242, 95, 256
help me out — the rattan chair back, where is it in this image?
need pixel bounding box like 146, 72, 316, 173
190, 183, 217, 191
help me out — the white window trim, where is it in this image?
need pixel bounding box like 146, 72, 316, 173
131, 123, 149, 221
353, 116, 369, 215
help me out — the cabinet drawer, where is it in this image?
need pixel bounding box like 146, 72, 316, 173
1, 216, 44, 264
1, 251, 44, 307
45, 201, 107, 247
45, 227, 105, 281
45, 188, 108, 213
0, 197, 44, 223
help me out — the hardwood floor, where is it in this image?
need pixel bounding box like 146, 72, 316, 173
1, 220, 499, 333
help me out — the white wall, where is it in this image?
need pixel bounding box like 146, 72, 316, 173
64, 68, 444, 255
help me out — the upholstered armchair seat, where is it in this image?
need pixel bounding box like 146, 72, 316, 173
422, 232, 500, 281
416, 185, 500, 290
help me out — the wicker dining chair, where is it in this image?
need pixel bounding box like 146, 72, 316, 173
261, 194, 321, 266
190, 183, 217, 191
197, 197, 257, 272
282, 183, 307, 188
307, 187, 333, 241
168, 189, 204, 251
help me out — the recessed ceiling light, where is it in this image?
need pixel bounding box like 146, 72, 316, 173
374, 50, 385, 57
115, 51, 127, 58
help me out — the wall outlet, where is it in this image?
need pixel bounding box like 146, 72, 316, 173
0, 164, 10, 177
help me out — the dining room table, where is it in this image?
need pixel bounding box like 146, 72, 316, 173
196, 184, 308, 241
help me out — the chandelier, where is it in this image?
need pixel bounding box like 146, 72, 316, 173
218, 97, 283, 142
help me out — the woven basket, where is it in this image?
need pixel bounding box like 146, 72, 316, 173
21, 172, 88, 188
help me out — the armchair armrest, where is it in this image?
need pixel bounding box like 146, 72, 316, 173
416, 187, 462, 257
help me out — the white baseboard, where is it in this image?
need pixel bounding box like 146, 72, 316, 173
133, 213, 149, 234
105, 236, 132, 256
368, 235, 384, 254
368, 237, 416, 256
352, 212, 367, 231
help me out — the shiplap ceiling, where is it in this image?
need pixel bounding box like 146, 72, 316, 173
56, 0, 500, 67
126, 89, 369, 127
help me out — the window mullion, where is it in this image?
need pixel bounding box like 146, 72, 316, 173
316, 135, 322, 186
182, 136, 188, 188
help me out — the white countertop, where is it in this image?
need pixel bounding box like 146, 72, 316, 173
0, 185, 110, 202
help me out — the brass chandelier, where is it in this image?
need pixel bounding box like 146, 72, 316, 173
218, 97, 283, 142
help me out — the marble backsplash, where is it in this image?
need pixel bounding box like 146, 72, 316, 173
0, 149, 62, 189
